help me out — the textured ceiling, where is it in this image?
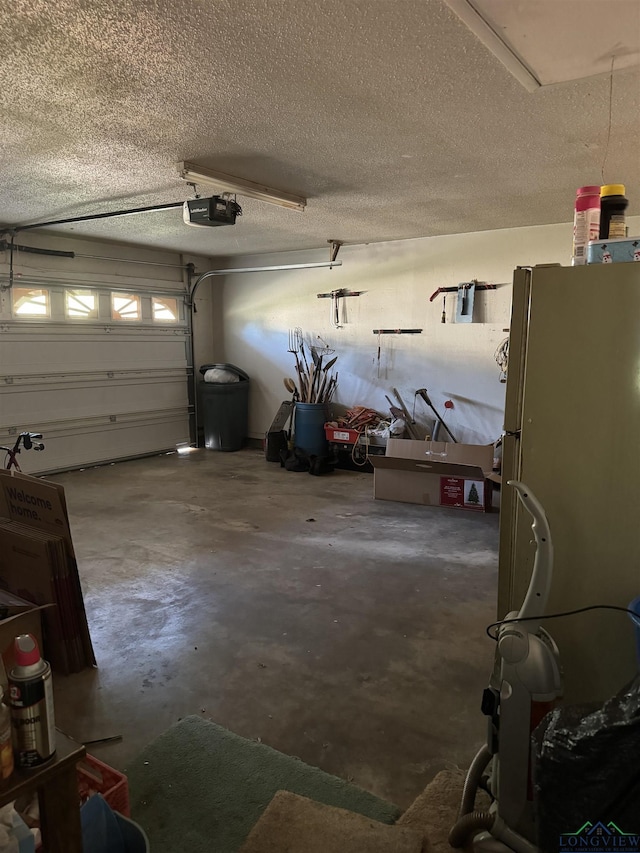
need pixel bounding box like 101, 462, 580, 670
0, 0, 639, 257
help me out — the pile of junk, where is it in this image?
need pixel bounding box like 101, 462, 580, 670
266, 379, 458, 472
265, 329, 463, 471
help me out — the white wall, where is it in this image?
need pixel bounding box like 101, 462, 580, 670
212, 216, 640, 444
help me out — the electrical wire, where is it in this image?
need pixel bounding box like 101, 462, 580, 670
494, 337, 509, 383
351, 426, 371, 467
486, 603, 640, 641
601, 55, 615, 184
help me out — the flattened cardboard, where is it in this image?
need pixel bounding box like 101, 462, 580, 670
371, 439, 493, 511
0, 523, 70, 672
0, 470, 72, 545
0, 470, 95, 671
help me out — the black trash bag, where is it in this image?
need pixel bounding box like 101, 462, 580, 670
533, 676, 640, 852
280, 447, 311, 472
308, 454, 336, 476
279, 447, 336, 475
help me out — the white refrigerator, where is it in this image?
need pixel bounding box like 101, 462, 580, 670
498, 262, 640, 704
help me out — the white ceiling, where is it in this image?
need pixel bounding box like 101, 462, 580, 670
0, 0, 638, 257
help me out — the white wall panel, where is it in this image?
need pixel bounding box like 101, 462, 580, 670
216, 217, 640, 444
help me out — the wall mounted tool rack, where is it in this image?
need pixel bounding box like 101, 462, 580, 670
372, 329, 422, 334
317, 288, 364, 328
429, 282, 496, 302
316, 289, 364, 299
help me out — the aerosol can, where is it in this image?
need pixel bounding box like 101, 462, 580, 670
9, 634, 56, 768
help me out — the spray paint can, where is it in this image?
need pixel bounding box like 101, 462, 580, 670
0, 687, 14, 779
571, 185, 601, 265
8, 634, 56, 768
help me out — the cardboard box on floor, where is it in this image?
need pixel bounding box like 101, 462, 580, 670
370, 439, 494, 512
0, 469, 96, 673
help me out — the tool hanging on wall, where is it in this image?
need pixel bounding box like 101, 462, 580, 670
332, 290, 341, 327
429, 282, 496, 302
455, 281, 476, 323
433, 279, 494, 323
316, 288, 363, 329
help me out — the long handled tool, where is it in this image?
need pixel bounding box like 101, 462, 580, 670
287, 330, 338, 403
283, 377, 299, 401
415, 388, 458, 443
391, 388, 421, 440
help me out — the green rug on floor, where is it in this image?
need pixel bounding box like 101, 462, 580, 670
127, 716, 401, 853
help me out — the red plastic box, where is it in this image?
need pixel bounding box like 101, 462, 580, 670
77, 753, 130, 817
324, 425, 360, 444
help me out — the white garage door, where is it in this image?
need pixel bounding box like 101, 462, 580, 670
0, 276, 191, 474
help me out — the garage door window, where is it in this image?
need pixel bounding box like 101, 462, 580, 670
152, 296, 178, 321
66, 289, 98, 319
111, 293, 141, 321
12, 287, 50, 317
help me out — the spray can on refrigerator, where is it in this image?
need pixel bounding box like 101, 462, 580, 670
571, 186, 601, 265
9, 634, 56, 768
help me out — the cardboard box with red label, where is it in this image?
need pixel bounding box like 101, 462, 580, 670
370, 439, 494, 511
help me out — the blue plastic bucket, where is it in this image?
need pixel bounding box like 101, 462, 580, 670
294, 403, 328, 456
81, 794, 150, 852
629, 596, 640, 669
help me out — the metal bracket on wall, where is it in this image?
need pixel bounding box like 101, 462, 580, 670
328, 239, 342, 264
316, 289, 364, 299
372, 329, 422, 334
317, 288, 363, 329
429, 282, 497, 302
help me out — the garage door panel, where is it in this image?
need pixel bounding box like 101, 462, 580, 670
0, 279, 191, 473
2, 373, 188, 425
5, 416, 190, 475
1, 328, 189, 375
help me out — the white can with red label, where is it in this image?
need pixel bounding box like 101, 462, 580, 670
8, 634, 56, 768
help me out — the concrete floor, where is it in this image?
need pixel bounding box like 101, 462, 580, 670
51, 448, 499, 810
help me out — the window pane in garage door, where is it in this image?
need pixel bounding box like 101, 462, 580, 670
12, 288, 50, 317
66, 290, 98, 319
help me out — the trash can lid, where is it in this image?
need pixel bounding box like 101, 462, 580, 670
199, 363, 249, 381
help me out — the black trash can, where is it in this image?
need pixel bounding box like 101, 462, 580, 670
199, 363, 250, 451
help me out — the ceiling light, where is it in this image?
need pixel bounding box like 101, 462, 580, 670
179, 162, 306, 212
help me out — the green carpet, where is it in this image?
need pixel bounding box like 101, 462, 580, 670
127, 716, 401, 852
